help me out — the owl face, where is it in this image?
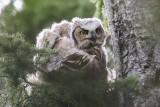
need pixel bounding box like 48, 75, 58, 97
71, 17, 106, 49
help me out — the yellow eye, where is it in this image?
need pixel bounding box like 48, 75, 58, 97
80, 30, 88, 35
96, 27, 102, 34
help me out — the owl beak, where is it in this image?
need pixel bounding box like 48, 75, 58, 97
91, 32, 97, 42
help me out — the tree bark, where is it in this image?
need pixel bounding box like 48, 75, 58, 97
104, 0, 160, 107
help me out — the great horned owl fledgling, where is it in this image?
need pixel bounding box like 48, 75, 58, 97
62, 17, 110, 80
27, 17, 115, 85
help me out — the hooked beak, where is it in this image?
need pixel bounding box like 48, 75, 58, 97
90, 32, 97, 42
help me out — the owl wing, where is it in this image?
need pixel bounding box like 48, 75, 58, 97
38, 46, 108, 81
34, 20, 73, 70
60, 48, 108, 80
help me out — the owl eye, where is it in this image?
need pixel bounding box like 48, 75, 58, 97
80, 30, 88, 35
96, 27, 101, 34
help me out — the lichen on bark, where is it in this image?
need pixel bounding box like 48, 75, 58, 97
103, 0, 160, 106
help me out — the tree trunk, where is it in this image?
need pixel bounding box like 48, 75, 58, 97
104, 0, 160, 107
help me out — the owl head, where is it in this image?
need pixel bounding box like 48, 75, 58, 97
71, 17, 106, 49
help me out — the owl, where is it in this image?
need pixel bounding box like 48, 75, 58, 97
26, 17, 115, 85
61, 17, 110, 80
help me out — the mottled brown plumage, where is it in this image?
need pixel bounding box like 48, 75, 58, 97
26, 17, 115, 85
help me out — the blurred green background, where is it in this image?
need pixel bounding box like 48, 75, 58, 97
1, 0, 96, 43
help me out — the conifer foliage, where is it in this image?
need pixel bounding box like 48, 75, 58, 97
0, 33, 139, 107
